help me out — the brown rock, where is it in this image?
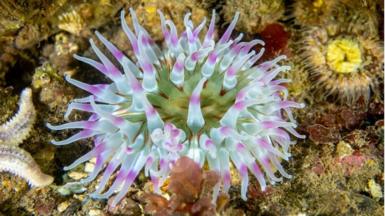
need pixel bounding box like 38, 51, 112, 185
307, 124, 340, 144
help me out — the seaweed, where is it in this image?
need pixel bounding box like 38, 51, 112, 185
142, 156, 229, 216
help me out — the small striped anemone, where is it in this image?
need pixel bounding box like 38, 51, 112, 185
48, 9, 305, 206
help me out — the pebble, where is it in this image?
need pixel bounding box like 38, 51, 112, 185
88, 209, 104, 216
336, 141, 353, 158
84, 162, 95, 173
57, 201, 70, 212
74, 194, 85, 201
68, 171, 88, 180
368, 179, 383, 199
58, 182, 87, 195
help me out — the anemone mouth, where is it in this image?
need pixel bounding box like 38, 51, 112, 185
326, 37, 362, 74
146, 64, 244, 136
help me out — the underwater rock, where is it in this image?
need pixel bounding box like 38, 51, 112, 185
307, 124, 341, 144
32, 62, 76, 112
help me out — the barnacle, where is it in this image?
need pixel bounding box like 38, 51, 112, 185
58, 8, 86, 36
49, 9, 304, 206
56, 0, 123, 36
0, 0, 26, 35
298, 25, 383, 104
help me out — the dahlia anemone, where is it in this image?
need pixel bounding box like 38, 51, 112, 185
48, 9, 305, 207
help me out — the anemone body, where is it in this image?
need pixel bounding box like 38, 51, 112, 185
298, 24, 383, 104
49, 9, 304, 206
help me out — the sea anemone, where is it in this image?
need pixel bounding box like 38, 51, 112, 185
298, 24, 383, 104
290, 0, 337, 27
223, 0, 285, 34
327, 1, 379, 37
291, 0, 379, 37
48, 9, 304, 206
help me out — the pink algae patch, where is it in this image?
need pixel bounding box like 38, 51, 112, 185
336, 152, 368, 176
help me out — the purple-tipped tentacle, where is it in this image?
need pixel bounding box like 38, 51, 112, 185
89, 39, 122, 80
63, 141, 105, 170
51, 129, 102, 146
223, 51, 255, 89
203, 10, 216, 47
170, 53, 186, 86
80, 149, 114, 184
229, 149, 249, 200
138, 57, 157, 92
255, 137, 290, 161
249, 161, 267, 191
258, 156, 283, 183
218, 149, 231, 193
137, 32, 160, 65
187, 78, 206, 133
109, 151, 148, 207
91, 153, 138, 199
121, 10, 140, 55
218, 12, 240, 45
